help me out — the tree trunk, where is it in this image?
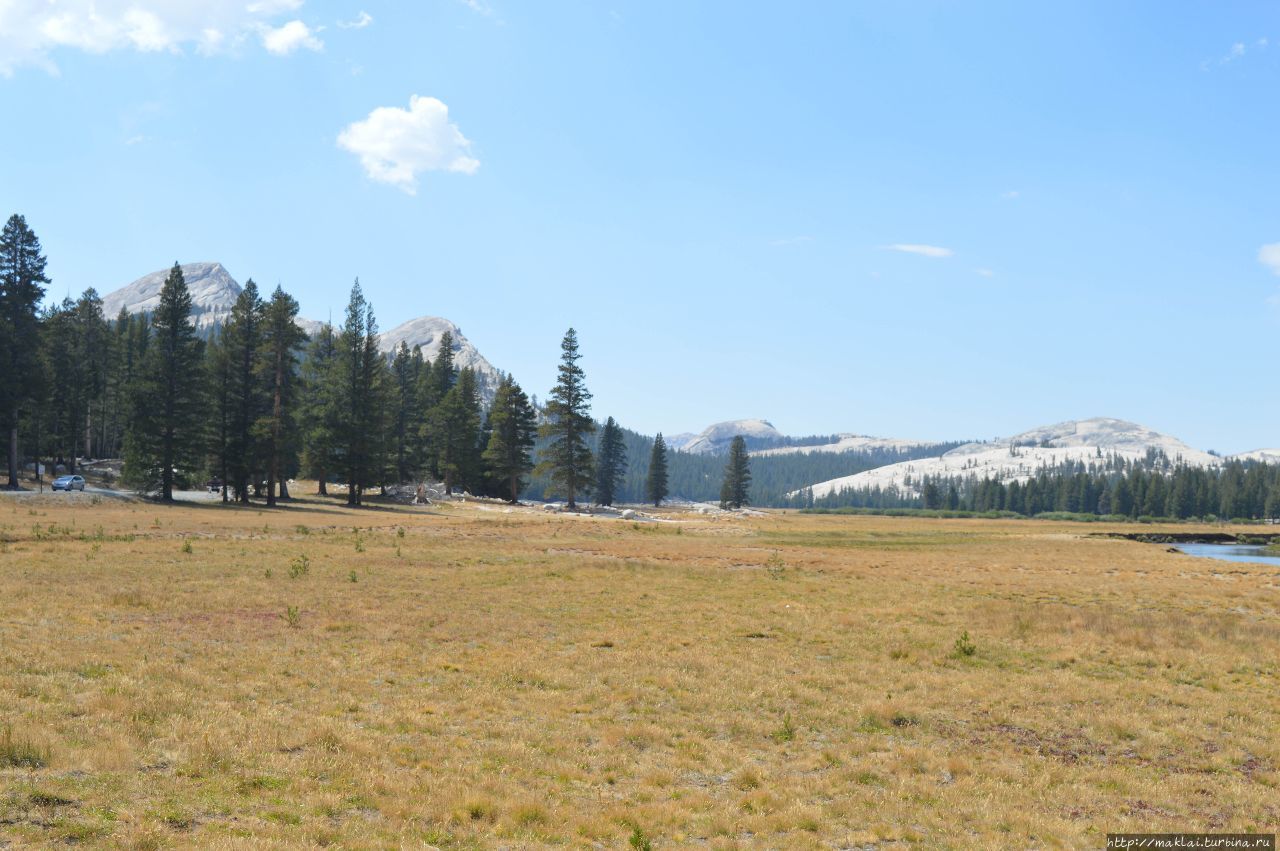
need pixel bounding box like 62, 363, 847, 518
85, 409, 92, 462
280, 479, 290, 500
33, 415, 41, 492
7, 424, 19, 490
267, 352, 283, 508
317, 471, 327, 496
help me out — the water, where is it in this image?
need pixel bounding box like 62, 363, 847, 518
1172, 543, 1280, 567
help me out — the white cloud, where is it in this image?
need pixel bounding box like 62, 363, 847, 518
337, 96, 480, 194
259, 20, 323, 55
1001, 189, 1020, 200
886, 243, 954, 258
975, 267, 995, 277
1259, 243, 1280, 276
338, 12, 373, 29
0, 0, 320, 75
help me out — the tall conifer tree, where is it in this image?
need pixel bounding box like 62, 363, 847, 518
483, 375, 537, 503
645, 432, 669, 507
256, 286, 307, 506
0, 214, 49, 488
430, 367, 482, 494
594, 416, 627, 507
224, 281, 266, 501
391, 341, 418, 482
331, 281, 387, 506
206, 324, 234, 501
537, 328, 595, 510
719, 435, 751, 509
299, 323, 339, 495
123, 263, 206, 500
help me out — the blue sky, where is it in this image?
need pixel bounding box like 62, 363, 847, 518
2, 1, 1278, 452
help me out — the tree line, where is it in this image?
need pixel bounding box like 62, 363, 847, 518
2, 214, 762, 508
808, 460, 1280, 521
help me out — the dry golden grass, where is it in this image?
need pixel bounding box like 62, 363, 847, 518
1, 492, 1277, 848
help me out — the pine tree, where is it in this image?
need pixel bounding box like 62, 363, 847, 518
719, 435, 751, 509
537, 328, 595, 510
594, 416, 627, 507
206, 324, 234, 501
122, 263, 207, 500
331, 281, 388, 506
430, 367, 482, 494
0, 214, 50, 488
299, 323, 339, 495
69, 289, 110, 461
433, 330, 457, 400
412, 352, 438, 476
255, 286, 307, 506
483, 375, 537, 502
223, 281, 266, 502
40, 299, 79, 474
391, 341, 418, 482
645, 432, 669, 507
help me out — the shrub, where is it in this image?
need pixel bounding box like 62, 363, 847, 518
953, 631, 976, 658
765, 551, 786, 579
288, 555, 310, 579
772, 712, 797, 743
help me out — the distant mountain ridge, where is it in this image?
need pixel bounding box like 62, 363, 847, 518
675, 418, 784, 454
671, 418, 941, 458
104, 262, 502, 397
101, 262, 240, 328
795, 417, 1246, 499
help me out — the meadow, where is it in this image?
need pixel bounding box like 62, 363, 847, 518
1, 493, 1277, 848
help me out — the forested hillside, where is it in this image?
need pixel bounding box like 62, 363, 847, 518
806, 455, 1280, 521
523, 424, 961, 505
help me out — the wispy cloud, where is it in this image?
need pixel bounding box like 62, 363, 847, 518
338, 11, 372, 29
1203, 37, 1269, 70
885, 243, 954, 259
338, 95, 480, 195
1259, 243, 1280, 277
461, 0, 495, 17
975, 267, 995, 278
1001, 190, 1020, 200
